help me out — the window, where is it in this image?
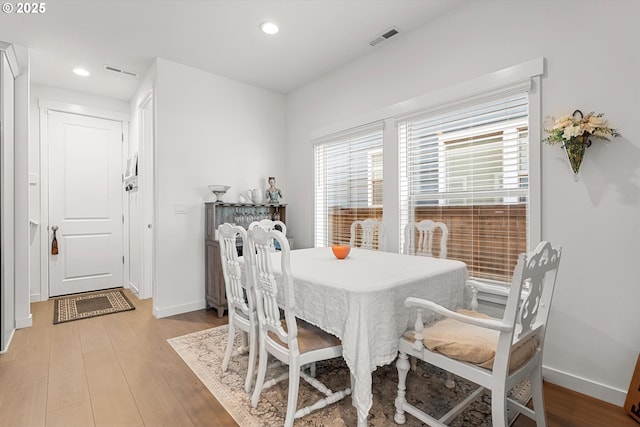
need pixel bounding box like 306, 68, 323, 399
399, 92, 529, 282
314, 125, 383, 247
311, 60, 542, 282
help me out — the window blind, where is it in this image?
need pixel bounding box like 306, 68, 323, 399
399, 92, 529, 282
314, 126, 384, 247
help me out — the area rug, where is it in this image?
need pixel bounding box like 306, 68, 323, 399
53, 288, 135, 324
168, 325, 531, 426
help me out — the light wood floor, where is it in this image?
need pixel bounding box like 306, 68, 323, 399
0, 290, 635, 427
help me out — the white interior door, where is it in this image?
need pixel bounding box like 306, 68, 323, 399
48, 111, 123, 297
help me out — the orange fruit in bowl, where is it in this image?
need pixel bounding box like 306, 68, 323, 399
332, 244, 351, 259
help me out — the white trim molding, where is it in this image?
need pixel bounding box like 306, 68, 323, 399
38, 107, 48, 301
543, 365, 627, 407
15, 313, 32, 329
153, 299, 207, 319
0, 329, 15, 354
0, 41, 22, 77
38, 99, 130, 123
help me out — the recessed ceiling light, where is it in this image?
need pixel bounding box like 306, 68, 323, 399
260, 21, 279, 35
73, 68, 90, 77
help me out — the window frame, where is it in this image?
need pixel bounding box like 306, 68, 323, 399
311, 59, 543, 291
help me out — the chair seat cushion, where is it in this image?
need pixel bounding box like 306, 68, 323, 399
406, 309, 539, 371
268, 319, 341, 354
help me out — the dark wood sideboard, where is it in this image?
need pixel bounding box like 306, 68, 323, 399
204, 202, 287, 317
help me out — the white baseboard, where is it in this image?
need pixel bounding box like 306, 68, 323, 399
543, 365, 627, 406
0, 328, 16, 354
128, 281, 139, 295
15, 313, 32, 329
153, 299, 206, 319
30, 292, 41, 302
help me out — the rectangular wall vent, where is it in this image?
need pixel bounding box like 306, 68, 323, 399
104, 65, 139, 77
369, 27, 400, 47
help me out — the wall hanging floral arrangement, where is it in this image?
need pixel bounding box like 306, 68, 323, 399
544, 110, 621, 181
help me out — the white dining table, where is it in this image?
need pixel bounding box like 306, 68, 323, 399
264, 247, 468, 427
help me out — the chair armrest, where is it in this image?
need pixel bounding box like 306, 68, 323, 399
466, 279, 510, 310
466, 279, 510, 296
404, 297, 513, 332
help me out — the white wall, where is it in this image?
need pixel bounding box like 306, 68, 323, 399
285, 0, 640, 405
153, 58, 286, 317
28, 84, 130, 301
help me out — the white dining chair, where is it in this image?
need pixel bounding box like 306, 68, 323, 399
247, 227, 351, 427
248, 218, 286, 235
395, 241, 561, 427
349, 218, 385, 250
218, 223, 257, 393
249, 219, 287, 251
403, 220, 448, 258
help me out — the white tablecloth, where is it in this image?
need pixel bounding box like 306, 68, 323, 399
266, 247, 468, 424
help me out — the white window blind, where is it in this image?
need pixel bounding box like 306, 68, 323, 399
314, 125, 384, 247
399, 92, 529, 282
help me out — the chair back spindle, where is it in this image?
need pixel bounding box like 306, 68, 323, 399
350, 219, 385, 250
403, 220, 448, 258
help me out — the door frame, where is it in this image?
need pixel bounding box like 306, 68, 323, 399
38, 99, 129, 300
137, 90, 155, 300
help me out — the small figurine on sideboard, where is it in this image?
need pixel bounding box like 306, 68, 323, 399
266, 176, 283, 204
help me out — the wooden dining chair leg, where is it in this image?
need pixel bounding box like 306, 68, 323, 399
251, 339, 269, 408
491, 388, 508, 427
240, 332, 250, 354
445, 372, 455, 389
222, 320, 237, 371
531, 363, 548, 427
244, 328, 258, 393
285, 360, 302, 427
394, 352, 411, 424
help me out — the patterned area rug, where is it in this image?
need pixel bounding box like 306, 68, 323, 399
53, 288, 135, 324
168, 325, 531, 426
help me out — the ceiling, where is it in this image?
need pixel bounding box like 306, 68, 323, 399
0, 0, 464, 101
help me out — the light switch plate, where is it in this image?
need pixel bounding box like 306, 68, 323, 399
174, 204, 186, 214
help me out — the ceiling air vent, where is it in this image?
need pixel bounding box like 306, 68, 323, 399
104, 65, 139, 77
369, 27, 399, 47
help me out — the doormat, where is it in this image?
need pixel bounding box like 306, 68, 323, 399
168, 325, 531, 426
53, 288, 135, 324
